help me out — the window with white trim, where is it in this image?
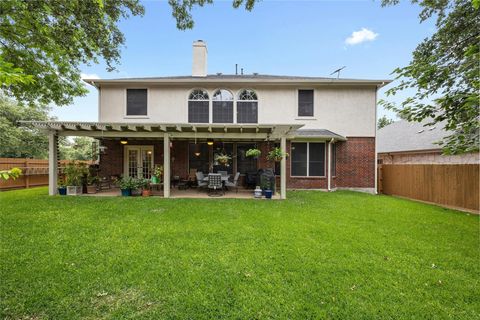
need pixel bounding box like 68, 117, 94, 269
188, 89, 209, 123
291, 142, 325, 176
212, 89, 233, 123
298, 89, 314, 117
237, 89, 258, 123
126, 89, 148, 116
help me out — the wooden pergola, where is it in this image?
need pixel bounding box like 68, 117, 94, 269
24, 121, 304, 199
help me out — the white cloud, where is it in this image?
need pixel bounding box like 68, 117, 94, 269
345, 28, 378, 45
80, 73, 100, 79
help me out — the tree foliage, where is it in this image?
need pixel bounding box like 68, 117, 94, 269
0, 95, 51, 158
380, 0, 479, 154
60, 137, 97, 161
168, 0, 257, 29
377, 115, 395, 129
0, 0, 145, 106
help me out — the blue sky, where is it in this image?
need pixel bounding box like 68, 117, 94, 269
51, 0, 435, 121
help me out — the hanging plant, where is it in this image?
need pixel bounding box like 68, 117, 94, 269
246, 148, 261, 158
266, 147, 288, 162
214, 153, 232, 165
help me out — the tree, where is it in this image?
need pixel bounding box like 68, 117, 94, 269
0, 0, 145, 106
0, 95, 51, 158
0, 0, 257, 107
60, 137, 97, 161
377, 115, 394, 129
380, 0, 479, 154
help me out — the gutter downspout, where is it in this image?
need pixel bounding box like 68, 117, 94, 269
327, 138, 334, 191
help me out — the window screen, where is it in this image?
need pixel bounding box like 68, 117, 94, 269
126, 89, 147, 116
237, 102, 258, 123
189, 143, 209, 173
188, 101, 209, 123
298, 89, 314, 117
291, 143, 307, 176
236, 143, 258, 174
212, 89, 233, 123
188, 89, 209, 123
309, 143, 325, 176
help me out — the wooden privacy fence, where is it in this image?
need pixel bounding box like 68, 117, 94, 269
378, 164, 479, 212
0, 158, 93, 190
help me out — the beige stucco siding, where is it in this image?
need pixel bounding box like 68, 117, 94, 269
98, 85, 377, 137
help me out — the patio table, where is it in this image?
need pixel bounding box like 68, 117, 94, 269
203, 175, 229, 182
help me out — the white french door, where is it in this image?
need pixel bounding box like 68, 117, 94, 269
124, 145, 154, 179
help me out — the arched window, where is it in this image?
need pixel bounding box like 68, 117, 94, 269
237, 89, 258, 123
212, 89, 234, 123
188, 89, 209, 123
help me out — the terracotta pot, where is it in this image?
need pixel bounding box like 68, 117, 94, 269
86, 185, 97, 194
142, 189, 151, 197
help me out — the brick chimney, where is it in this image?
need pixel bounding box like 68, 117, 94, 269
192, 40, 207, 77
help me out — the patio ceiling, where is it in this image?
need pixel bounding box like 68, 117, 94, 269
22, 121, 304, 139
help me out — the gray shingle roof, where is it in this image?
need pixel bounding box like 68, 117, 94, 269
84, 74, 391, 86
377, 120, 449, 153
294, 129, 346, 140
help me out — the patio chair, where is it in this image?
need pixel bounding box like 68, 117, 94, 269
217, 170, 228, 178
225, 172, 240, 193
196, 172, 208, 191
208, 173, 224, 196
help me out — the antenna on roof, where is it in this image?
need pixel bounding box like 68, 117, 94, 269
330, 66, 346, 79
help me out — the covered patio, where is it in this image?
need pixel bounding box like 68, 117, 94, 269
26, 121, 304, 199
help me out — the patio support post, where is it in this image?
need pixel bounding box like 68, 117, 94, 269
280, 136, 287, 199
327, 139, 333, 191
48, 131, 58, 195
163, 133, 170, 198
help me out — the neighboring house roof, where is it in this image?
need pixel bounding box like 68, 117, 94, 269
377, 120, 449, 153
84, 74, 391, 87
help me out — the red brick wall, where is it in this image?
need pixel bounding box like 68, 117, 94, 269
334, 137, 375, 188
98, 137, 375, 189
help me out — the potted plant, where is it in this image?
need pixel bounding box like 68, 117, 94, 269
266, 147, 289, 162
151, 165, 163, 184
64, 162, 88, 196
246, 148, 261, 159
139, 178, 151, 197
86, 174, 98, 194
58, 177, 67, 195
214, 153, 231, 165
130, 178, 143, 196
118, 176, 133, 196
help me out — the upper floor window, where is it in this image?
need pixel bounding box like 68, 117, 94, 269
298, 89, 314, 117
126, 89, 148, 116
237, 89, 258, 123
188, 89, 209, 123
212, 89, 233, 123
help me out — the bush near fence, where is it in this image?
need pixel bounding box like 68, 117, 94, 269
0, 158, 94, 190
378, 164, 479, 212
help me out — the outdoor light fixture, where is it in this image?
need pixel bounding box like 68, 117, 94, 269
147, 150, 152, 155
194, 152, 201, 157
120, 138, 128, 145
207, 139, 214, 146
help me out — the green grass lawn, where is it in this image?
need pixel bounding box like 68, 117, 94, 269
1, 188, 479, 319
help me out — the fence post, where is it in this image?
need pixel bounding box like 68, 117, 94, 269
377, 165, 383, 194
25, 159, 29, 188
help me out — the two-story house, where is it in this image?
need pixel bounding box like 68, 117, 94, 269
29, 40, 390, 198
